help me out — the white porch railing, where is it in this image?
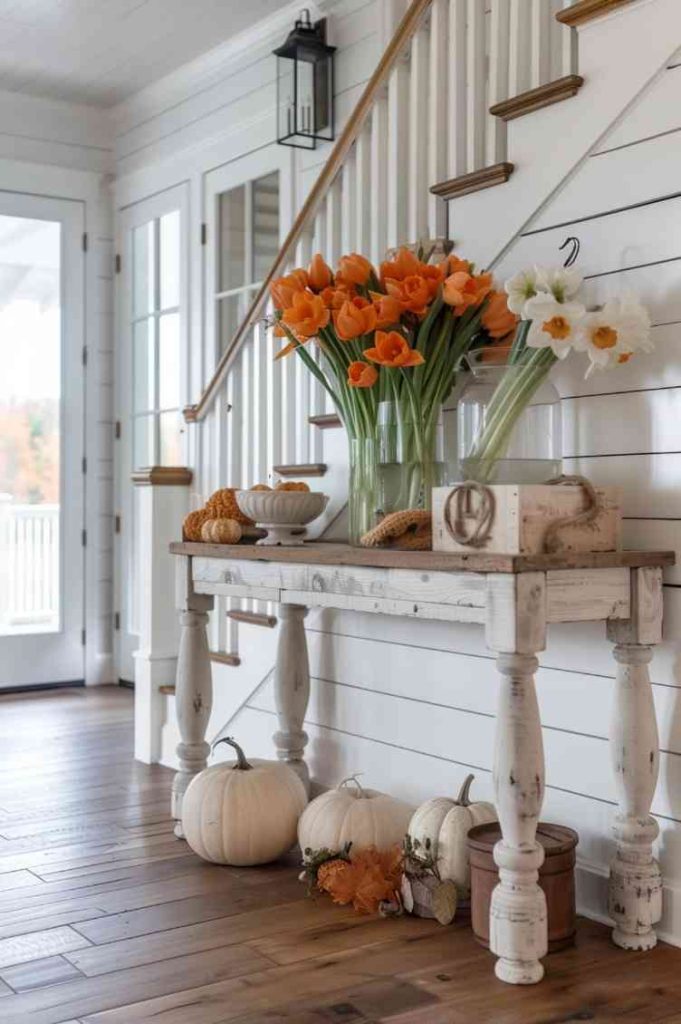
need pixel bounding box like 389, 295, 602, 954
0, 498, 59, 632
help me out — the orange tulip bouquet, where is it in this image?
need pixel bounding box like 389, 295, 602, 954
269, 246, 515, 542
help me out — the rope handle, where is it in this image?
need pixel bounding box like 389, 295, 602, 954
542, 474, 602, 553
443, 482, 496, 549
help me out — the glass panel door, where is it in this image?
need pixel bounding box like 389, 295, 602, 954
0, 194, 84, 687
116, 186, 188, 684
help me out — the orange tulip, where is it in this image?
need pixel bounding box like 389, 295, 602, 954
364, 330, 425, 368
307, 253, 333, 292
334, 296, 378, 340
337, 252, 374, 286
482, 290, 518, 339
385, 275, 432, 316
443, 270, 493, 315
281, 289, 330, 339
381, 248, 443, 300
440, 253, 472, 277
271, 270, 308, 310
320, 283, 356, 309
371, 292, 403, 329
348, 361, 378, 388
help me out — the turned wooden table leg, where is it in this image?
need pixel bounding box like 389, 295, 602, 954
273, 603, 310, 794
171, 558, 214, 838
607, 567, 663, 950
486, 573, 548, 985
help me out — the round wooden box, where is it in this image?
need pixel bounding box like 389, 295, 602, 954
468, 822, 578, 953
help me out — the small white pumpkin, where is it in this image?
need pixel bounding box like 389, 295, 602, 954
182, 737, 307, 866
407, 774, 496, 892
298, 775, 412, 854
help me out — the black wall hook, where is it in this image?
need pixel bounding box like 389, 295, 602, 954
559, 236, 580, 267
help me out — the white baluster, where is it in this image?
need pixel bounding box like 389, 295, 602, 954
559, 0, 577, 76
325, 176, 343, 266
486, 572, 548, 985
408, 24, 429, 243
487, 0, 510, 164
447, 0, 466, 178
387, 57, 410, 248
341, 149, 357, 255
607, 567, 664, 950
355, 124, 372, 254
273, 603, 311, 792
428, 0, 448, 238
466, 0, 486, 173
530, 0, 551, 89
370, 94, 389, 265
509, 0, 531, 97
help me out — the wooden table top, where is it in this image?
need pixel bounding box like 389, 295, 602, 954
170, 541, 675, 575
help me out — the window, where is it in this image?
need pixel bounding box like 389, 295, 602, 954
131, 209, 182, 468
214, 171, 279, 354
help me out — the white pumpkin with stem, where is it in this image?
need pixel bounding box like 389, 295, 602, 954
298, 774, 412, 854
407, 774, 496, 892
182, 737, 307, 866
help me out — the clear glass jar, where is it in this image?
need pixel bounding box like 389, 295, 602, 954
457, 350, 562, 484
347, 404, 445, 546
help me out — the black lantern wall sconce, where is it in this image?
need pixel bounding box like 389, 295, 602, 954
273, 10, 336, 150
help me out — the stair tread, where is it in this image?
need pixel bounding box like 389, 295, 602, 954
430, 162, 514, 201
556, 0, 632, 27
490, 75, 584, 122
309, 414, 342, 429
274, 462, 327, 477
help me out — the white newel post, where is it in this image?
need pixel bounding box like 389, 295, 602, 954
132, 467, 193, 764
172, 554, 214, 837
273, 603, 311, 793
486, 572, 548, 985
607, 566, 663, 950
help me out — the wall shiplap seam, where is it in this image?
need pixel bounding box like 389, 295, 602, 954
522, 186, 681, 237
244, 702, 681, 825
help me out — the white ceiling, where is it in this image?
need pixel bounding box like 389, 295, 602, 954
0, 0, 292, 107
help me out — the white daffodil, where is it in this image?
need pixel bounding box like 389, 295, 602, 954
524, 294, 586, 359
535, 266, 583, 304
504, 267, 542, 315
574, 295, 653, 376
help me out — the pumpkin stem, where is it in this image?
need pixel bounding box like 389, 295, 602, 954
456, 773, 475, 806
338, 773, 366, 797
212, 736, 252, 770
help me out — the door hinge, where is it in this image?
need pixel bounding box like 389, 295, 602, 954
81, 627, 86, 645
114, 514, 121, 534
115, 253, 121, 274
201, 222, 207, 246
82, 346, 88, 367
82, 232, 88, 252
81, 456, 87, 474
114, 420, 121, 440
81, 528, 87, 547
114, 612, 120, 631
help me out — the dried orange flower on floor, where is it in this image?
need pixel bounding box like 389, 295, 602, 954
317, 845, 404, 915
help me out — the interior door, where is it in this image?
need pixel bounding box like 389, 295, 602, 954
116, 185, 188, 684
0, 192, 85, 688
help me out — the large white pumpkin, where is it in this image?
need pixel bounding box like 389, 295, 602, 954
407, 774, 496, 891
182, 737, 307, 865
298, 775, 412, 854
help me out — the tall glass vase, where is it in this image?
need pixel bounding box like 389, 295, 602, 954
347, 404, 444, 546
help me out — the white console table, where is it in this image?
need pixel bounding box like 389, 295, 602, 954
170, 541, 674, 985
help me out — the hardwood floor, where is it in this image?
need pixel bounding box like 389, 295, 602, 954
0, 686, 680, 1023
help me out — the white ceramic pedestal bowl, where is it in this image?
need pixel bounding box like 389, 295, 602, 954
235, 490, 329, 546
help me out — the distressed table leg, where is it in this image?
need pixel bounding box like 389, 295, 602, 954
171, 557, 214, 838
486, 573, 548, 985
607, 566, 663, 950
273, 603, 310, 794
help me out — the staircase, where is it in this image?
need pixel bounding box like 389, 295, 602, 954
151, 0, 681, 768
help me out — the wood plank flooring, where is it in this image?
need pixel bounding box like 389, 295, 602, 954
0, 686, 680, 1023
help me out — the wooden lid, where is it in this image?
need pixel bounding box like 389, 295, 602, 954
467, 821, 578, 856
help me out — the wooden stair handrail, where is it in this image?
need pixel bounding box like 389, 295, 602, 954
184, 0, 433, 424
